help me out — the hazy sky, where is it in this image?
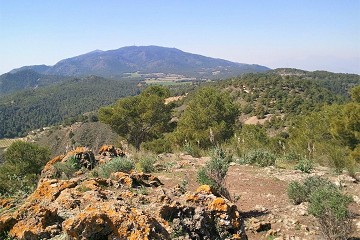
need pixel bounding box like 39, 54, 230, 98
1, 0, 359, 74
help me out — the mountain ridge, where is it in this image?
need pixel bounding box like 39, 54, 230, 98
8, 46, 270, 78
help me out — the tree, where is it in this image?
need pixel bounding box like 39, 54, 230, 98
350, 85, 360, 103
0, 141, 50, 194
98, 86, 173, 150
174, 87, 239, 148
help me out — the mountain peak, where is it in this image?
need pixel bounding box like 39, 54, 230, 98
8, 46, 270, 78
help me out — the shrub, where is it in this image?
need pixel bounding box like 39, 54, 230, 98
287, 181, 308, 205
52, 156, 81, 179
294, 159, 313, 173
141, 138, 172, 154
0, 141, 50, 195
287, 176, 337, 205
197, 148, 231, 198
309, 186, 353, 240
238, 149, 276, 167
137, 157, 156, 173
183, 141, 202, 158
91, 157, 134, 178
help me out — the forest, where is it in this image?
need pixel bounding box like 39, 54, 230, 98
0, 76, 141, 138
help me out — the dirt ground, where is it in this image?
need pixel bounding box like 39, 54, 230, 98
156, 154, 360, 240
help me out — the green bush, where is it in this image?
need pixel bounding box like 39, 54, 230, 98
138, 157, 156, 173
91, 157, 134, 178
238, 149, 276, 167
294, 159, 313, 173
141, 138, 173, 154
0, 141, 50, 196
52, 156, 82, 179
183, 141, 202, 158
197, 148, 231, 197
287, 181, 308, 205
287, 176, 337, 204
309, 186, 353, 240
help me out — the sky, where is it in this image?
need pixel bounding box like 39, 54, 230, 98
0, 0, 359, 74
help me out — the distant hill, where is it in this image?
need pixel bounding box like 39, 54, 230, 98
0, 69, 68, 96
0, 76, 140, 138
9, 46, 270, 78
272, 68, 360, 97
9, 64, 51, 74
215, 71, 357, 130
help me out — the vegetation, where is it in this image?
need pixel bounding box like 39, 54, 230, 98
288, 176, 353, 239
52, 155, 82, 179
99, 86, 174, 150
197, 148, 232, 198
237, 149, 276, 167
90, 157, 135, 178
0, 69, 66, 96
0, 76, 140, 138
141, 137, 173, 154
294, 158, 313, 173
288, 101, 359, 174
174, 87, 239, 148
309, 186, 353, 240
0, 141, 50, 195
287, 176, 336, 205
137, 156, 156, 173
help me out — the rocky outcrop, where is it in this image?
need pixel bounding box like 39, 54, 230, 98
0, 176, 247, 240
98, 145, 125, 157
41, 147, 97, 178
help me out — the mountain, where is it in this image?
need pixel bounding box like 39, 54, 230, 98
9, 64, 51, 74
0, 69, 67, 96
9, 46, 270, 78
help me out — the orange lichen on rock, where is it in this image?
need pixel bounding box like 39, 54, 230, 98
196, 184, 213, 194
41, 155, 65, 178
0, 198, 15, 209
110, 171, 163, 188
111, 172, 134, 187
9, 206, 61, 239
62, 203, 167, 240
98, 145, 115, 154
69, 146, 88, 155
42, 155, 64, 172
209, 197, 229, 212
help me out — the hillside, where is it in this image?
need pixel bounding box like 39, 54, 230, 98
216, 72, 358, 130
0, 76, 140, 138
10, 46, 270, 78
272, 68, 360, 97
0, 69, 68, 96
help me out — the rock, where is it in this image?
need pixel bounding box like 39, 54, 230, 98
63, 203, 168, 240
254, 221, 272, 232
266, 228, 279, 237
295, 202, 308, 216
0, 174, 247, 240
247, 218, 271, 232
353, 195, 360, 204
98, 144, 125, 157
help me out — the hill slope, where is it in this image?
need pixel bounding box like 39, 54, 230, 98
0, 76, 140, 138
272, 68, 360, 96
10, 46, 270, 78
0, 70, 68, 96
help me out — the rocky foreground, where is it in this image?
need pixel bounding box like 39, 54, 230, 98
1, 146, 360, 239
0, 147, 247, 240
